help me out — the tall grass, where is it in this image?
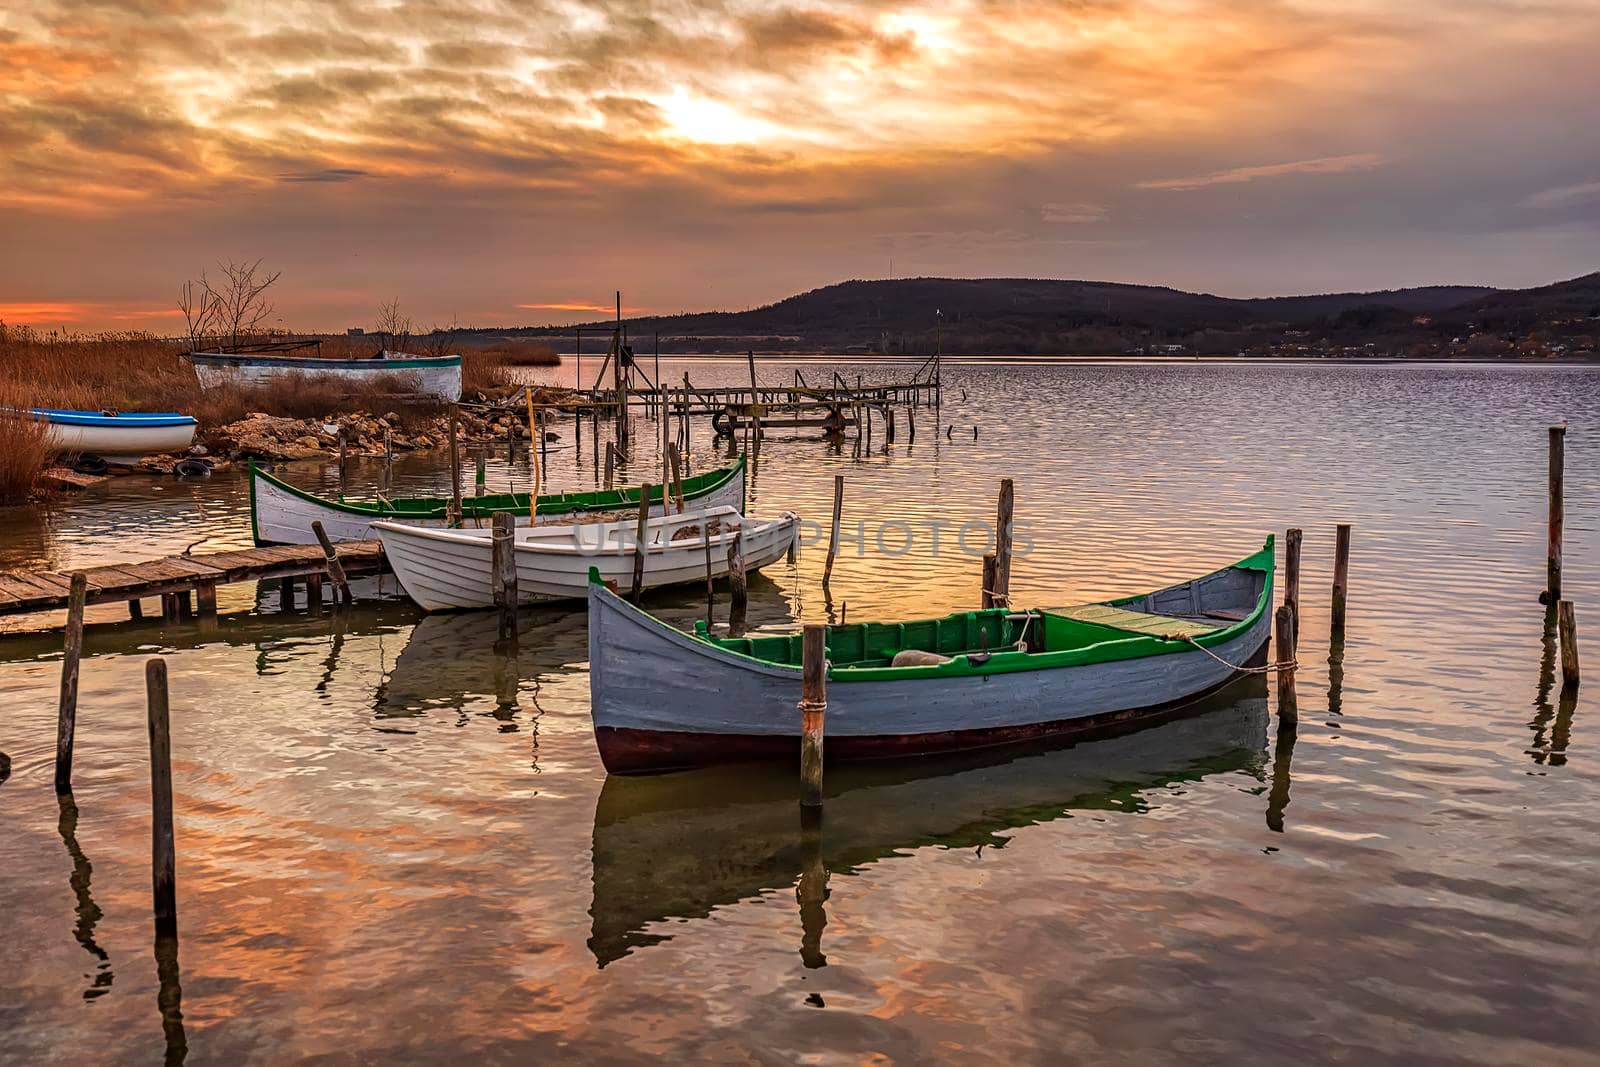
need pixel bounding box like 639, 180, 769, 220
0, 384, 57, 505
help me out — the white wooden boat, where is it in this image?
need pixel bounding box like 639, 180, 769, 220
16, 408, 197, 464
249, 455, 746, 545
376, 504, 798, 611
186, 349, 462, 401
587, 537, 1275, 772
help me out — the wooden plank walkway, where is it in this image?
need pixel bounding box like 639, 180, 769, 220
0, 541, 386, 619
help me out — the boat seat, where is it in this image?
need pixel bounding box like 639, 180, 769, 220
1054, 603, 1218, 640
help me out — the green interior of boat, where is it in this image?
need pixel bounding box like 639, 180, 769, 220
254, 455, 742, 519
684, 538, 1274, 680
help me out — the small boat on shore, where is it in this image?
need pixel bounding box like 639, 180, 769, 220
250, 455, 746, 544
377, 504, 799, 611
186, 347, 462, 401
18, 408, 197, 465
587, 536, 1275, 773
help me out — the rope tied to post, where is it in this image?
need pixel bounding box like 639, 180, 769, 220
797, 698, 828, 714
1172, 633, 1296, 675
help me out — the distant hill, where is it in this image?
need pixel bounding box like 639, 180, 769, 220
479, 274, 1597, 357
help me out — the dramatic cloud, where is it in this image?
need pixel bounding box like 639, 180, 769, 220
2, 1, 1598, 328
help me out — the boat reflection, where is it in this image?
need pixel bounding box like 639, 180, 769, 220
587, 675, 1269, 967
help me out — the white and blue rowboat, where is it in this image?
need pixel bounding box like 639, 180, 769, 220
186, 349, 462, 401
20, 408, 197, 464
587, 536, 1275, 773
376, 504, 799, 612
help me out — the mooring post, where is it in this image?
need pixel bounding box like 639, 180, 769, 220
1275, 604, 1297, 719
54, 572, 87, 794
604, 442, 616, 490
631, 483, 653, 600
447, 404, 463, 527
146, 657, 177, 937
799, 624, 828, 808
993, 478, 1015, 608
823, 474, 843, 589
982, 552, 998, 609
128, 597, 143, 621
703, 520, 715, 629
728, 528, 748, 635
311, 521, 352, 605
1332, 523, 1352, 633
1547, 424, 1565, 601
195, 580, 218, 619
337, 428, 347, 495
885, 407, 896, 444
492, 512, 518, 641
668, 443, 685, 512
475, 453, 486, 500
277, 576, 296, 614
1558, 599, 1581, 689
306, 573, 324, 614
1285, 527, 1303, 639
907, 401, 915, 443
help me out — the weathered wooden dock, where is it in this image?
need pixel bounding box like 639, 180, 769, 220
0, 541, 385, 621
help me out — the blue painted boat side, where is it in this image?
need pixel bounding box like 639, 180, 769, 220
27, 408, 197, 428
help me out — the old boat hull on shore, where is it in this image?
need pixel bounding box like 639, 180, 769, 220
587, 537, 1274, 773
249, 455, 746, 545
19, 408, 197, 464
377, 504, 798, 611
186, 349, 463, 401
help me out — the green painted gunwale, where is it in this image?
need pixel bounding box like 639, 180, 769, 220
250, 453, 746, 527
657, 535, 1274, 683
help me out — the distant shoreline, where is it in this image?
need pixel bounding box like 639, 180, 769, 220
552, 351, 1600, 367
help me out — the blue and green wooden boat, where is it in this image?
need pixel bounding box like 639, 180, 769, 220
587, 536, 1275, 772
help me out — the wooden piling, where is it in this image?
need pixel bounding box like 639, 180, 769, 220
728, 528, 747, 635
306, 573, 324, 612
982, 552, 998, 609
799, 624, 827, 808
447, 405, 463, 527
337, 428, 347, 493
492, 511, 518, 641
1558, 599, 1580, 689
604, 442, 616, 490
1275, 604, 1297, 718
128, 597, 143, 621
1547, 424, 1565, 601
886, 408, 896, 444
822, 474, 843, 589
55, 572, 87, 794
907, 401, 915, 443
631, 484, 652, 599
1284, 527, 1303, 639
703, 520, 715, 629
310, 521, 352, 604
195, 580, 217, 617
1332, 523, 1352, 632
146, 657, 177, 937
668, 443, 685, 512
993, 479, 1014, 608
277, 577, 296, 614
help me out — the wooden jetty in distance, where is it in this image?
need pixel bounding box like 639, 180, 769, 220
0, 541, 385, 621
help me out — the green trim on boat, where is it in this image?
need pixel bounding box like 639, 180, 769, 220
252, 453, 746, 525
679, 536, 1275, 682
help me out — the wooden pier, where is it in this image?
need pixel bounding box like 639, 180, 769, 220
0, 541, 385, 620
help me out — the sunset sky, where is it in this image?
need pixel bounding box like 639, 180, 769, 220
3, 0, 1598, 331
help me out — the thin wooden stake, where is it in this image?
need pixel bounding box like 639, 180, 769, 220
982, 552, 998, 609
822, 474, 843, 589
1284, 527, 1303, 639
668, 443, 685, 513
604, 442, 616, 490
632, 483, 653, 600
146, 657, 177, 937
993, 479, 1014, 608
1275, 604, 1297, 719
728, 528, 747, 635
1558, 599, 1581, 689
799, 624, 827, 808
447, 405, 463, 527
55, 572, 87, 794
492, 511, 518, 641
527, 393, 541, 523
1548, 424, 1565, 601
1332, 523, 1352, 632
703, 519, 715, 628
311, 520, 352, 604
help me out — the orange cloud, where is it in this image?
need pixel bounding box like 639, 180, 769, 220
1136, 154, 1385, 191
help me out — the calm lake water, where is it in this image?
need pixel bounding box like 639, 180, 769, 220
1, 359, 1595, 1064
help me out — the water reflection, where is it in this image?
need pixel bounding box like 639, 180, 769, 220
153, 934, 187, 1066
1529, 604, 1579, 768
587, 678, 1268, 968
55, 794, 114, 1000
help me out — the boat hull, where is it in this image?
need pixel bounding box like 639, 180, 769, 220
587, 570, 1273, 773
20, 409, 197, 463
188, 352, 462, 401
250, 460, 745, 545
378, 509, 798, 610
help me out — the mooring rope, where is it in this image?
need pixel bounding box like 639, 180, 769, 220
797, 698, 828, 713
1176, 634, 1296, 675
